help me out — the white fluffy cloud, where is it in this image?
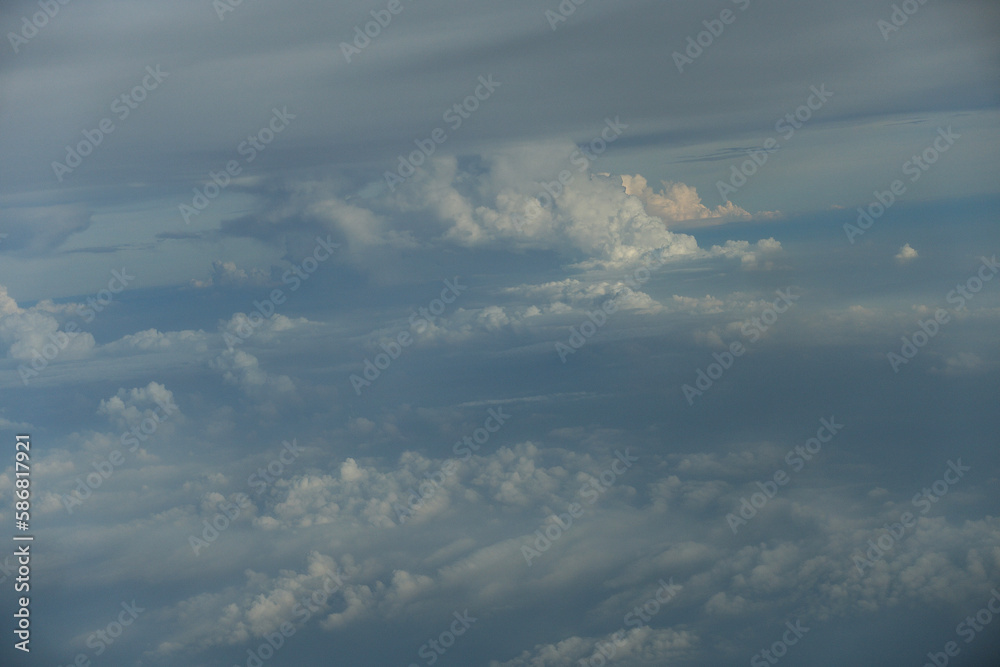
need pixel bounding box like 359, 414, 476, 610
895, 243, 919, 262
0, 284, 96, 361
98, 381, 179, 429
622, 174, 760, 226
266, 146, 784, 273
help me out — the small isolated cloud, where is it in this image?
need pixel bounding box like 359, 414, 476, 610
895, 244, 919, 262
933, 352, 986, 376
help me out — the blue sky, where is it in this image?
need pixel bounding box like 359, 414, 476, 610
1, 1, 999, 666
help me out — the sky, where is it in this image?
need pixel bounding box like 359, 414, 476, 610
1, 0, 999, 665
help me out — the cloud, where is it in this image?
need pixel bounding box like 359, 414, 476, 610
709, 238, 783, 270
191, 260, 271, 288
933, 352, 986, 375
97, 381, 179, 429
895, 243, 919, 262
490, 626, 697, 666
213, 147, 783, 274
621, 174, 761, 227
219, 312, 310, 346
0, 285, 96, 361
152, 551, 350, 656
210, 349, 295, 397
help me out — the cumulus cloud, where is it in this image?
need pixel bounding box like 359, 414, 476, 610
219, 311, 310, 346
210, 349, 295, 397
152, 551, 351, 656
621, 174, 760, 226
895, 243, 919, 262
97, 381, 180, 429
0, 284, 96, 361
709, 238, 783, 270
216, 147, 782, 274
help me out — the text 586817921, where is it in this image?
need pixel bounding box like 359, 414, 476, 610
13, 433, 33, 653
